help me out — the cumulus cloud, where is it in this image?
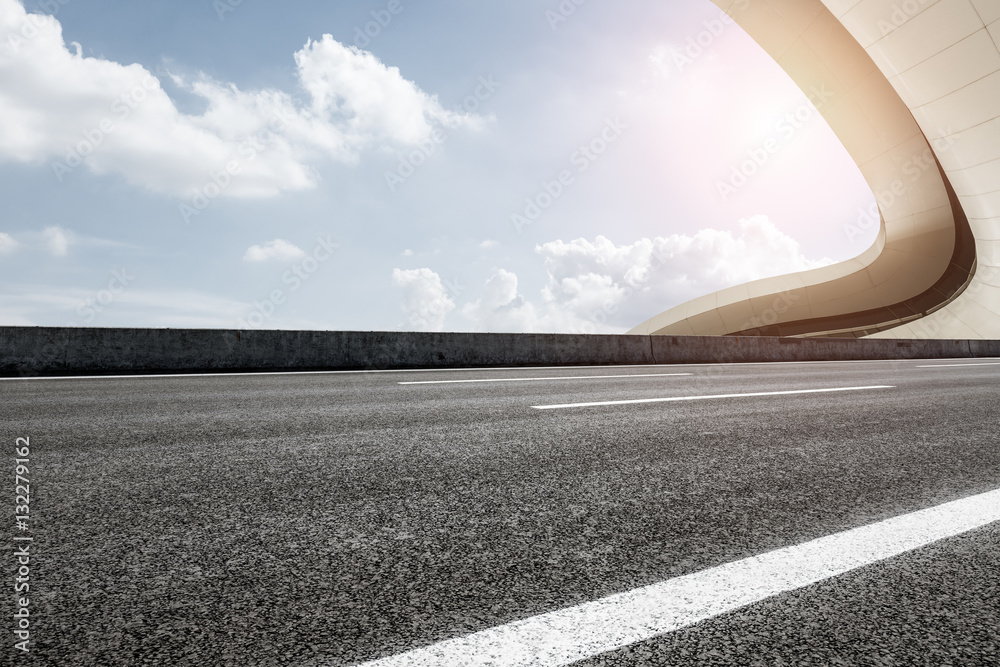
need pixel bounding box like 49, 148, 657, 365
533, 215, 832, 331
0, 232, 18, 254
294, 36, 475, 146
452, 216, 833, 333
479, 239, 498, 249
391, 268, 455, 331
0, 0, 480, 199
243, 239, 306, 262
43, 226, 70, 256
459, 269, 544, 333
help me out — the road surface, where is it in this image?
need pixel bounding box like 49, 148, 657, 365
3, 358, 999, 666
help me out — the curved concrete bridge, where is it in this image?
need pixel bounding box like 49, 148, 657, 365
631, 0, 1000, 339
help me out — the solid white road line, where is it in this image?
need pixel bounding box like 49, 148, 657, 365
353, 487, 1000, 667
916, 362, 1000, 368
399, 373, 692, 385
0, 370, 381, 381
531, 385, 895, 410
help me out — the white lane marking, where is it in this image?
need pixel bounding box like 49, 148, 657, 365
531, 385, 895, 410
916, 362, 1000, 368
399, 373, 692, 385
353, 487, 1000, 667
0, 370, 381, 381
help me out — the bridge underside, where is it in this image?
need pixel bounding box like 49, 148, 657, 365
631, 0, 1000, 339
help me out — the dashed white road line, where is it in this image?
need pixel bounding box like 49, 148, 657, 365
399, 373, 692, 385
531, 385, 895, 410
352, 487, 1000, 667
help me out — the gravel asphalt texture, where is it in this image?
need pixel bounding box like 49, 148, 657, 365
572, 523, 1000, 666
2, 359, 999, 666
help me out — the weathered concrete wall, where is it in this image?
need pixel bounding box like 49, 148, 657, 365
1, 326, 998, 377
647, 335, 997, 364
0, 328, 655, 376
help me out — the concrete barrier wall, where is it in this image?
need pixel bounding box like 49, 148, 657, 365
1, 326, 999, 376
647, 335, 994, 364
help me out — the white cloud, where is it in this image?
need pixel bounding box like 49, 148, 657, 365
455, 216, 832, 333
243, 239, 306, 262
391, 267, 455, 331
533, 215, 832, 331
460, 269, 541, 333
0, 232, 18, 254
479, 239, 498, 249
43, 226, 70, 256
294, 36, 476, 146
0, 0, 480, 199
401, 249, 414, 257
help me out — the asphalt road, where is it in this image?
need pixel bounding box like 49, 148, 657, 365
2, 358, 999, 666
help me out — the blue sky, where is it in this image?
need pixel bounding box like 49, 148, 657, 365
0, 0, 876, 333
